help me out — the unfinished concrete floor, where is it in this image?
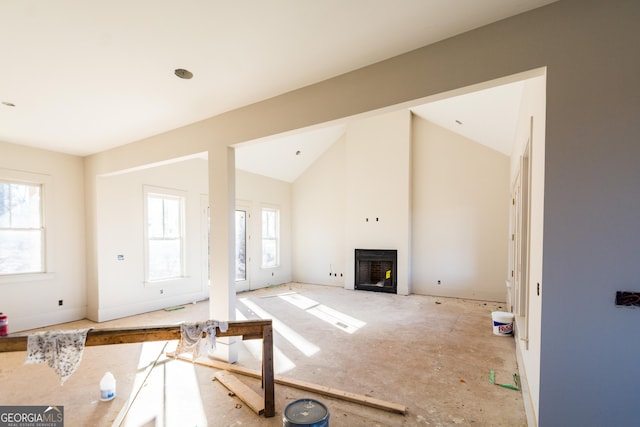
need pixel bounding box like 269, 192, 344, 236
0, 283, 527, 426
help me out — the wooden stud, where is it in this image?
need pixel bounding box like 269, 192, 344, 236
0, 320, 273, 353
262, 323, 275, 417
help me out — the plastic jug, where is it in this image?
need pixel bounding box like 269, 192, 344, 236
100, 372, 116, 401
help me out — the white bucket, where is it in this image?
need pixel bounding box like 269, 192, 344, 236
491, 311, 514, 336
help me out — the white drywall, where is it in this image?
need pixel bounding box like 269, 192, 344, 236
411, 117, 510, 301
0, 141, 85, 332
344, 110, 412, 295
235, 169, 292, 290
291, 134, 347, 287
95, 158, 209, 321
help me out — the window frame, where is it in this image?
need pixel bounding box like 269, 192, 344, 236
261, 206, 280, 269
0, 168, 54, 283
143, 185, 187, 284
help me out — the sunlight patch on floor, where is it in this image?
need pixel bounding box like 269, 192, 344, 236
238, 297, 320, 357
235, 309, 296, 374
279, 293, 366, 334
118, 341, 207, 427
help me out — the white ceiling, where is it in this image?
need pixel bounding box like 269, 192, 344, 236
235, 125, 346, 183
411, 79, 527, 156
236, 77, 530, 183
0, 0, 556, 166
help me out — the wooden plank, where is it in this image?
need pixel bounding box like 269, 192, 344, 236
275, 375, 407, 415
171, 353, 407, 415
0, 319, 272, 353
262, 324, 275, 417
214, 371, 265, 415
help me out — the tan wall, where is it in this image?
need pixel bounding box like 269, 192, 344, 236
411, 117, 510, 301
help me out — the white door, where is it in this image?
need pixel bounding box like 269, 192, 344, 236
235, 205, 251, 292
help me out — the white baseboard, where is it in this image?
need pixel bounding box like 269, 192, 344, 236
515, 340, 538, 427
98, 292, 208, 322
9, 307, 86, 333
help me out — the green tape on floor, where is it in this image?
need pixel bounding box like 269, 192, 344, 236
489, 370, 520, 391
163, 306, 185, 312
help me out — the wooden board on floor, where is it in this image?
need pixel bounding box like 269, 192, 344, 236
214, 371, 265, 415
171, 353, 407, 415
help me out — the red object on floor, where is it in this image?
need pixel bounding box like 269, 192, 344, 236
0, 312, 8, 336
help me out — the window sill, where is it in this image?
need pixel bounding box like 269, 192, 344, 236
0, 272, 55, 284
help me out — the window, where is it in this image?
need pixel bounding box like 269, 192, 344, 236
0, 180, 44, 275
261, 207, 279, 268
145, 187, 186, 281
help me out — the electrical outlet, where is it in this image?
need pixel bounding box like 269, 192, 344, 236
615, 291, 640, 307
58, 300, 63, 306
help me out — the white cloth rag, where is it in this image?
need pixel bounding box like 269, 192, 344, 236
177, 320, 228, 360
25, 328, 92, 384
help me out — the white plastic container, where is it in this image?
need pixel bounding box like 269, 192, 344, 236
491, 311, 514, 336
100, 372, 116, 401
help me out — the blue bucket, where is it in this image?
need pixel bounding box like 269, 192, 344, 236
283, 398, 329, 427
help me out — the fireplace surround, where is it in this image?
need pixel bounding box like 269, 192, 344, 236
354, 249, 397, 293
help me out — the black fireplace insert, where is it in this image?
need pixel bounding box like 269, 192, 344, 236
354, 249, 397, 293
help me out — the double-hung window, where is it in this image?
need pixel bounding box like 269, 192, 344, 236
261, 207, 279, 268
145, 187, 186, 282
0, 179, 45, 275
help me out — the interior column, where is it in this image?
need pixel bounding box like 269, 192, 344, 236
208, 145, 238, 362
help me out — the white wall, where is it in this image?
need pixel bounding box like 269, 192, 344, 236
411, 117, 510, 301
235, 169, 292, 290
95, 158, 209, 321
292, 111, 509, 301
0, 141, 85, 332
509, 75, 546, 426
291, 135, 347, 286
344, 110, 412, 294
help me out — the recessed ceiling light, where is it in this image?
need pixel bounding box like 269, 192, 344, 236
174, 68, 193, 79
455, 119, 463, 125
2, 101, 16, 107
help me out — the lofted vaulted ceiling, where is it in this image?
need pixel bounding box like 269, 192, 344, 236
0, 0, 556, 179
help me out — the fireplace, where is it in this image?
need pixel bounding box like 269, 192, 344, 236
354, 249, 397, 293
